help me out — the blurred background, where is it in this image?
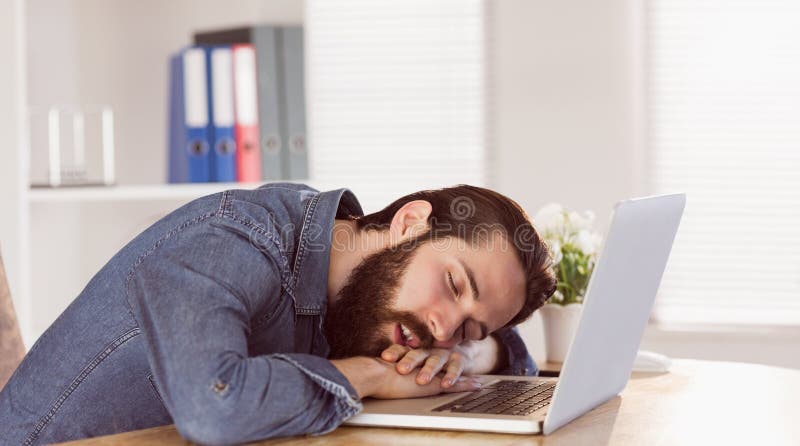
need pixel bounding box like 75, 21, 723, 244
1, 0, 798, 369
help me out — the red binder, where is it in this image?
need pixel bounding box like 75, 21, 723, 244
232, 44, 262, 182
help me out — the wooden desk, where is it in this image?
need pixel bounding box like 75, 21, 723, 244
58, 359, 800, 446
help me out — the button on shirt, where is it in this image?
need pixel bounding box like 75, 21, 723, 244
0, 183, 536, 445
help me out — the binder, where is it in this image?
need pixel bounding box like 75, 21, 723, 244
194, 26, 287, 181
253, 27, 285, 181
232, 44, 263, 182
168, 47, 211, 183
205, 46, 237, 182
278, 27, 309, 180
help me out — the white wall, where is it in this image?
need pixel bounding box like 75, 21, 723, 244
490, 0, 642, 217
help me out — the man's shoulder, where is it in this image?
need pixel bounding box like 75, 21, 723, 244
215, 182, 361, 262
224, 182, 361, 225
226, 183, 319, 222
255, 182, 320, 197
213, 183, 323, 261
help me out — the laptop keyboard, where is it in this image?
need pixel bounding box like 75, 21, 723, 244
432, 380, 556, 416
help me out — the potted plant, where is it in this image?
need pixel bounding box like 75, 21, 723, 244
534, 203, 602, 363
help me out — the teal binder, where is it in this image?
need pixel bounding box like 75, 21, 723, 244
277, 27, 308, 181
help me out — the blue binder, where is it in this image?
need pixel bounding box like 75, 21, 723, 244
168, 47, 211, 183
205, 46, 237, 182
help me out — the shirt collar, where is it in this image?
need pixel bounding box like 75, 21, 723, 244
291, 187, 363, 314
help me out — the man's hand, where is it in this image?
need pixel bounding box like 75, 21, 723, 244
369, 358, 482, 399
380, 335, 503, 389
330, 356, 482, 400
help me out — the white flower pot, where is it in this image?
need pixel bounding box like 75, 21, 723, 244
539, 303, 583, 363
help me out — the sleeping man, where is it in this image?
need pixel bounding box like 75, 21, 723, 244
0, 183, 556, 445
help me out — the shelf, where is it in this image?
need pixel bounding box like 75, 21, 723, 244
27, 182, 277, 204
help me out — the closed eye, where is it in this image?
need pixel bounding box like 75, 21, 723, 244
447, 271, 460, 298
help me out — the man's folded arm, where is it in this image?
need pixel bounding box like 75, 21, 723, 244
125, 222, 361, 445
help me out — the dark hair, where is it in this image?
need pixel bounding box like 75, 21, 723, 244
353, 184, 557, 327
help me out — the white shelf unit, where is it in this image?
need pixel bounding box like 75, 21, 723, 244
28, 183, 271, 203
2, 0, 305, 347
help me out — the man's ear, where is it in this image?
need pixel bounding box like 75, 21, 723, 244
389, 200, 433, 244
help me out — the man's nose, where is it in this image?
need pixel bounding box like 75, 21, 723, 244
428, 314, 463, 348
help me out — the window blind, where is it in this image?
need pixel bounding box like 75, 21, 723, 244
649, 0, 800, 325
306, 0, 488, 212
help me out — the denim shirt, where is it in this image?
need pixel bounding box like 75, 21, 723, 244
0, 183, 535, 446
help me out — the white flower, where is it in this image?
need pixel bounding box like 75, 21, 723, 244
533, 203, 564, 234
567, 210, 595, 232
548, 238, 563, 264
575, 229, 597, 255
534, 202, 601, 262
551, 289, 564, 303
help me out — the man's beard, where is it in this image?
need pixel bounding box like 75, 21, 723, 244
324, 237, 435, 359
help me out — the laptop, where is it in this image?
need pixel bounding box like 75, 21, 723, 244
344, 193, 686, 435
